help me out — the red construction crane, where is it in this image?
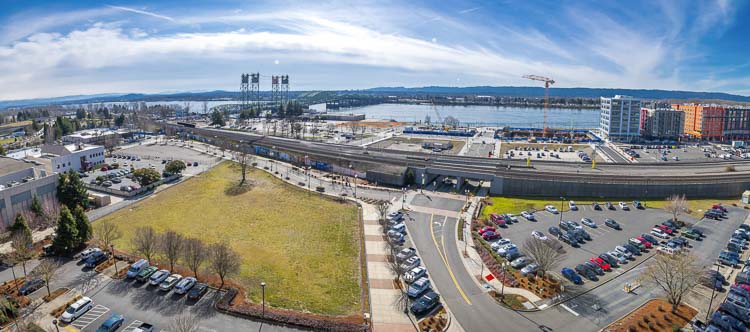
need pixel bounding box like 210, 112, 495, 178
523, 75, 555, 136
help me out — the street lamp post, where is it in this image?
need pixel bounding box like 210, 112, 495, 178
111, 244, 118, 277
706, 263, 721, 321
52, 319, 60, 332
354, 174, 358, 198
401, 188, 406, 210
260, 282, 267, 319
465, 189, 470, 203
559, 196, 565, 226
10, 263, 18, 293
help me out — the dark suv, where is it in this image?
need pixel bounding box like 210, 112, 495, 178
575, 264, 597, 281
410, 291, 441, 316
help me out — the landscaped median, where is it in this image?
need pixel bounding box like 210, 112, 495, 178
604, 298, 697, 332
93, 161, 367, 329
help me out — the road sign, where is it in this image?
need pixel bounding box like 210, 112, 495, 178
485, 274, 495, 282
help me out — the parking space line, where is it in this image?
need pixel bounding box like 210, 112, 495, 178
70, 305, 109, 330
123, 320, 144, 332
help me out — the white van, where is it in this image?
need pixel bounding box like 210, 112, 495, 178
60, 297, 93, 323
126, 259, 150, 279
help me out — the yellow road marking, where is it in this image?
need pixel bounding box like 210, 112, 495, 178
430, 214, 472, 305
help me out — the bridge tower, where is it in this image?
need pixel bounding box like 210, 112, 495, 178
281, 75, 290, 107
240, 73, 250, 110
271, 75, 281, 113
250, 73, 260, 114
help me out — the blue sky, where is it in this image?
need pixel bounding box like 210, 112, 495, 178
0, 0, 749, 100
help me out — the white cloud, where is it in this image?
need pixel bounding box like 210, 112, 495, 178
107, 5, 175, 22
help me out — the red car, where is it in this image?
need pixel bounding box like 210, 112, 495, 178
736, 283, 750, 293
478, 226, 496, 235
713, 205, 728, 212
482, 231, 500, 241
636, 237, 652, 248
101, 166, 108, 171
589, 257, 611, 271
655, 225, 673, 235
490, 214, 507, 227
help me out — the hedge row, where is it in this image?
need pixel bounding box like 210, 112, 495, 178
216, 288, 365, 331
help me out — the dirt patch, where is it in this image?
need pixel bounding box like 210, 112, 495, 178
606, 298, 697, 332
43, 288, 68, 302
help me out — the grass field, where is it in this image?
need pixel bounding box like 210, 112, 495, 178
95, 161, 361, 316
481, 196, 740, 219
0, 120, 31, 129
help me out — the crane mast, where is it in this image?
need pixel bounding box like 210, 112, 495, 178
522, 75, 555, 137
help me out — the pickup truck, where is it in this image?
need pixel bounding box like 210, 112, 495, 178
132, 322, 154, 332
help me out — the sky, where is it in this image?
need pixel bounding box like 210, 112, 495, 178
0, 0, 749, 100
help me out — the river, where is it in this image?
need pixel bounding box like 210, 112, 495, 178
321, 103, 601, 129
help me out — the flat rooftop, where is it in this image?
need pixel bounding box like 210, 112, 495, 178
0, 157, 32, 177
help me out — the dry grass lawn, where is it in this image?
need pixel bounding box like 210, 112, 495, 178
95, 161, 361, 316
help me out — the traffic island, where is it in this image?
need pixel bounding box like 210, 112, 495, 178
605, 298, 696, 332
417, 307, 449, 331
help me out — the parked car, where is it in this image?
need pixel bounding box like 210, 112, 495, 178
569, 201, 578, 211
85, 251, 108, 268
614, 246, 633, 259
410, 291, 441, 315
482, 231, 500, 241
598, 253, 619, 267
561, 267, 583, 284
560, 234, 579, 247
511, 257, 533, 269
479, 226, 497, 235
136, 266, 158, 282
640, 234, 660, 245
589, 257, 611, 271
605, 202, 615, 210
548, 226, 562, 237
575, 264, 598, 281
581, 218, 597, 228
531, 230, 547, 241
604, 219, 621, 230
521, 263, 539, 276
651, 228, 670, 239
505, 214, 519, 223
490, 213, 507, 227
567, 220, 583, 230
80, 247, 102, 261
396, 248, 417, 263
713, 204, 729, 213
584, 261, 604, 275
19, 278, 45, 295
159, 274, 182, 291
404, 266, 428, 284
174, 277, 197, 294
149, 270, 170, 286
633, 201, 644, 209
126, 259, 150, 279
490, 239, 512, 251
521, 211, 535, 221
60, 297, 93, 323
591, 202, 601, 210
400, 256, 422, 271
573, 228, 591, 241
607, 251, 628, 264
498, 244, 519, 257
407, 277, 432, 298
96, 313, 125, 332
623, 243, 642, 256
619, 202, 630, 210
654, 224, 674, 235
187, 283, 209, 300
635, 237, 653, 249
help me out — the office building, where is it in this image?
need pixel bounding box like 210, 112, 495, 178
640, 108, 685, 140
599, 95, 642, 141
672, 104, 725, 140
0, 157, 57, 226
12, 144, 105, 173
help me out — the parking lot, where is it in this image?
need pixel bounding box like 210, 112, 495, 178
480, 201, 750, 292
498, 142, 604, 163
84, 143, 220, 193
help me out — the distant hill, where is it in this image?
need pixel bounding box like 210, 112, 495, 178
2, 85, 749, 110
363, 86, 750, 102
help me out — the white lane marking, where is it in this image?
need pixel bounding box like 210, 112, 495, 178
70, 305, 109, 329
560, 303, 580, 316
123, 320, 144, 332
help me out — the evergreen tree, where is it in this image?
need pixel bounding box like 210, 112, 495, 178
0, 145, 5, 156
210, 109, 225, 126
57, 171, 89, 210
53, 206, 79, 253
73, 205, 92, 246
9, 214, 32, 245
29, 194, 43, 217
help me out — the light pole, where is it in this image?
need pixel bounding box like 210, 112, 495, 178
260, 282, 267, 319
110, 244, 118, 277
401, 188, 406, 210
465, 189, 470, 203
354, 174, 358, 198
706, 263, 721, 321
559, 196, 565, 226
52, 319, 60, 332
421, 173, 425, 193
10, 263, 18, 293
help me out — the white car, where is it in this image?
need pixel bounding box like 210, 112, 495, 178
545, 205, 559, 214
614, 246, 633, 259
521, 211, 535, 221
531, 230, 548, 241
80, 248, 102, 260
403, 266, 427, 284
619, 202, 630, 210
149, 269, 170, 286
159, 274, 183, 291
491, 239, 512, 251
506, 214, 519, 223
580, 218, 597, 228
607, 251, 628, 264
60, 297, 93, 323
569, 201, 578, 211
651, 228, 669, 239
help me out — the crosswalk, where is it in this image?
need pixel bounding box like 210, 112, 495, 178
69, 304, 109, 330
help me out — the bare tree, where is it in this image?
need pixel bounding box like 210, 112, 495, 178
168, 313, 200, 332
208, 242, 241, 290
639, 253, 701, 312
160, 231, 184, 272
11, 232, 33, 277
182, 238, 207, 279
376, 202, 390, 225
35, 259, 60, 297
665, 194, 688, 225
443, 116, 460, 128
522, 237, 567, 277
384, 239, 409, 313
94, 219, 122, 250
234, 148, 253, 186
132, 227, 158, 262
41, 198, 61, 228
